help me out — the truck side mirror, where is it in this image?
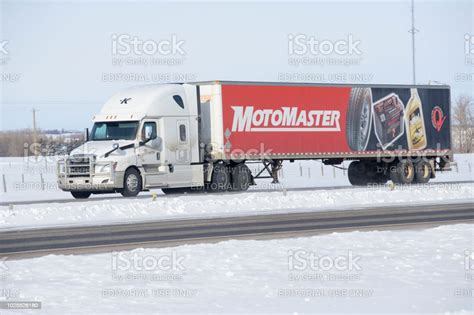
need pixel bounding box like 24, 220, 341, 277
84, 128, 90, 142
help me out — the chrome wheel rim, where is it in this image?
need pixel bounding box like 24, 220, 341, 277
126, 174, 139, 191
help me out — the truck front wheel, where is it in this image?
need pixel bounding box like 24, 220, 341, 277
121, 168, 142, 197
71, 191, 91, 199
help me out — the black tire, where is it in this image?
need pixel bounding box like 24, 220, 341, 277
120, 168, 142, 197
348, 161, 368, 186
162, 187, 204, 194
373, 172, 389, 184
231, 163, 252, 191
391, 160, 415, 184
414, 160, 431, 184
346, 88, 373, 151
71, 191, 91, 199
208, 164, 231, 192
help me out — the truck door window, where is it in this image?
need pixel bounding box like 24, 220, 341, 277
142, 122, 157, 140
179, 124, 187, 142
173, 95, 185, 109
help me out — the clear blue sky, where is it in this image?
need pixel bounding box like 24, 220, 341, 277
1, 0, 473, 131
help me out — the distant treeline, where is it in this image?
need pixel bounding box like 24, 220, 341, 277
0, 129, 84, 157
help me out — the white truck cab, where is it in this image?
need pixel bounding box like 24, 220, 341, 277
57, 84, 205, 198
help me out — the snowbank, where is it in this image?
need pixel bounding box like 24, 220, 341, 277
2, 223, 473, 314
1, 183, 472, 230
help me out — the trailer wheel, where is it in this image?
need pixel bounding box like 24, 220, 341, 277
120, 168, 142, 197
391, 160, 415, 184
348, 161, 368, 186
209, 164, 231, 192
162, 187, 203, 194
346, 88, 373, 151
414, 160, 431, 184
231, 163, 252, 191
71, 191, 91, 199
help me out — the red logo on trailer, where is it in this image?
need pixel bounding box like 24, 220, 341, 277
431, 106, 446, 132
221, 85, 352, 156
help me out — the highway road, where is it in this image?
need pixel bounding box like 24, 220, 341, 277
1, 201, 473, 259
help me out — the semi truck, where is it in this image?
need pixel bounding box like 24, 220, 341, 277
57, 81, 452, 198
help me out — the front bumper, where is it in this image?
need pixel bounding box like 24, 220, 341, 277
57, 158, 125, 191
57, 172, 125, 191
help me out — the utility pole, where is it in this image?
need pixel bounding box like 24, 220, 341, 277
32, 108, 39, 159
409, 0, 418, 84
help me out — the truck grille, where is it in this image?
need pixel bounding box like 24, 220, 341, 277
67, 155, 91, 177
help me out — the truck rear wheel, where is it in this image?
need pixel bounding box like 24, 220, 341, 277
231, 163, 252, 191
121, 168, 142, 197
71, 191, 91, 199
208, 164, 231, 192
390, 160, 415, 184
414, 160, 431, 184
348, 161, 368, 186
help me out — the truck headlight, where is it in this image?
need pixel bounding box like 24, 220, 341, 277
95, 164, 111, 174
58, 162, 66, 174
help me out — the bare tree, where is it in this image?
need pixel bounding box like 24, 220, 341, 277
452, 95, 474, 153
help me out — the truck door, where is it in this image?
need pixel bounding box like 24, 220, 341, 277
137, 120, 168, 187
167, 119, 193, 185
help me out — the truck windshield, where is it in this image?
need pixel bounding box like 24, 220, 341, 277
91, 121, 139, 141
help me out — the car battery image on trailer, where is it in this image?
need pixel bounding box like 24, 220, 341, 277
405, 88, 427, 151
372, 93, 405, 150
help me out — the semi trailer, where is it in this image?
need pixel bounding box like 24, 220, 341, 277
57, 81, 452, 199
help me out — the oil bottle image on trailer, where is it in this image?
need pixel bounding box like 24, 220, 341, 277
346, 87, 449, 152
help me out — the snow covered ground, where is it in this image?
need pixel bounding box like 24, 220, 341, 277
2, 223, 473, 314
0, 154, 473, 203
1, 182, 473, 230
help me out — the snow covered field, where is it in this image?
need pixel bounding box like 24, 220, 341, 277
2, 223, 473, 314
0, 154, 473, 203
